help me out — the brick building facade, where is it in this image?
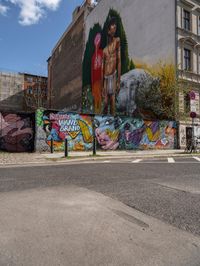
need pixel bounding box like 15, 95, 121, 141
47, 1, 93, 111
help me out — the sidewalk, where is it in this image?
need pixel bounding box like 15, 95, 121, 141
44, 149, 185, 160
0, 149, 188, 166
1, 185, 199, 266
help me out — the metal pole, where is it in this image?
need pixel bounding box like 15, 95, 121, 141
50, 138, 54, 154
65, 138, 68, 157
93, 135, 96, 156
192, 117, 195, 152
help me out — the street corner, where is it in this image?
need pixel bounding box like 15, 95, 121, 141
0, 186, 200, 266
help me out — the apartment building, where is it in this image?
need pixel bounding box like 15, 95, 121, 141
0, 71, 24, 111
23, 73, 48, 111
0, 71, 48, 112
47, 0, 94, 111
177, 0, 200, 147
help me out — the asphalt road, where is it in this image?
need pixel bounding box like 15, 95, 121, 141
0, 157, 200, 236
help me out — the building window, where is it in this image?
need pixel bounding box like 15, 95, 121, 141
184, 93, 191, 113
27, 77, 33, 83
184, 48, 191, 71
183, 9, 191, 31
198, 16, 200, 35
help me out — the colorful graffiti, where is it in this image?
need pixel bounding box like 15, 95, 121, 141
36, 110, 177, 152
36, 110, 93, 152
94, 116, 177, 150
94, 116, 121, 150
0, 112, 34, 152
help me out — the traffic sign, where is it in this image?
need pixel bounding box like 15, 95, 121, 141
190, 112, 197, 118
189, 91, 196, 100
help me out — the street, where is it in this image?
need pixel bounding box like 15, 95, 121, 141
0, 158, 200, 265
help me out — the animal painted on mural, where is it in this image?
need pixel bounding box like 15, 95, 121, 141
117, 69, 161, 118
0, 112, 34, 152
94, 116, 122, 150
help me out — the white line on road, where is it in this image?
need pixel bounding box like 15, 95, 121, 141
193, 157, 200, 162
132, 159, 143, 163
103, 160, 111, 163
168, 158, 175, 163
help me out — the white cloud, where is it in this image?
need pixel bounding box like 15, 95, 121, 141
1, 0, 62, 25
0, 3, 9, 15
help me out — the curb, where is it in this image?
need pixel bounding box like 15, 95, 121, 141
0, 152, 199, 168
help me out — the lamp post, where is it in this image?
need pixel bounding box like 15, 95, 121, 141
190, 90, 197, 152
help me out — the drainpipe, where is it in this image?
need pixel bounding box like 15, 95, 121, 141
175, 0, 180, 149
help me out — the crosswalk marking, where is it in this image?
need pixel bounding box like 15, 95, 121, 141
168, 158, 175, 163
132, 159, 143, 163
193, 157, 200, 162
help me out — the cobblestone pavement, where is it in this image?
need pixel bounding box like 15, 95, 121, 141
0, 152, 45, 165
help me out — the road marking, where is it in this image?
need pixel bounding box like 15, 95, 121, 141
103, 160, 111, 163
168, 158, 175, 163
132, 159, 143, 163
193, 157, 200, 162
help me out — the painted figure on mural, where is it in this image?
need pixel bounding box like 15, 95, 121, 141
102, 17, 121, 116
94, 116, 121, 150
91, 33, 103, 114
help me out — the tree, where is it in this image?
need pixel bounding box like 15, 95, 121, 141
135, 61, 181, 120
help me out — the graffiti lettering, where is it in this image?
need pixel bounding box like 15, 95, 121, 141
59, 120, 80, 132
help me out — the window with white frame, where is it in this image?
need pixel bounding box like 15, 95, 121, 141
184, 48, 191, 71
183, 9, 191, 31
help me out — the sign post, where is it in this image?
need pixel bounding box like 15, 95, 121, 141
190, 91, 197, 152
65, 138, 68, 158
190, 112, 196, 152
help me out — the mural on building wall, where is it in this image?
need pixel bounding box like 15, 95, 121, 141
82, 9, 175, 120
36, 109, 93, 151
82, 9, 135, 116
36, 110, 176, 152
0, 112, 34, 152
94, 116, 177, 150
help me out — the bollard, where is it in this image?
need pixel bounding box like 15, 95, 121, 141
93, 135, 96, 156
65, 138, 68, 157
50, 138, 54, 154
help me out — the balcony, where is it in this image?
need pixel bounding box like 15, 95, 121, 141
178, 69, 200, 84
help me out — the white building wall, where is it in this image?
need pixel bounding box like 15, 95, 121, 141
85, 0, 176, 65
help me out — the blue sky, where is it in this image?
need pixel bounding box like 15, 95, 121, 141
0, 0, 84, 76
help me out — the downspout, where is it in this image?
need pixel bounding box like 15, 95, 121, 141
175, 0, 180, 149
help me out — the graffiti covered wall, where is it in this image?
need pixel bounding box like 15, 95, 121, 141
36, 109, 177, 152
0, 112, 34, 152
36, 109, 93, 152
94, 116, 176, 150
